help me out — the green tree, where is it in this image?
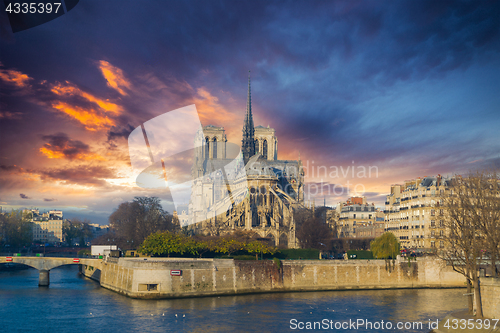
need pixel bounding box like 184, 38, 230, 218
214, 237, 245, 257
190, 237, 217, 258
245, 240, 276, 260
370, 232, 400, 272
139, 231, 199, 257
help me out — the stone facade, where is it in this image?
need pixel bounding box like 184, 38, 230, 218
479, 277, 500, 319
81, 257, 466, 299
336, 197, 382, 238
384, 175, 452, 249
181, 75, 305, 248
27, 209, 64, 243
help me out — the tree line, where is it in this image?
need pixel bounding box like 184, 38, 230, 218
139, 230, 276, 259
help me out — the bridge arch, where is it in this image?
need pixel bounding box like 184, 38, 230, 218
1, 257, 102, 286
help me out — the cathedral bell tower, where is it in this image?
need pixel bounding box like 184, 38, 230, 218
242, 71, 256, 165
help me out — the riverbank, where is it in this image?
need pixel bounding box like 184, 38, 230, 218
81, 257, 465, 299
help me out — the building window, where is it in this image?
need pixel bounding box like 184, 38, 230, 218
263, 139, 268, 159
431, 209, 435, 216
440, 230, 444, 237
431, 241, 435, 248
439, 220, 444, 228
205, 137, 209, 158
431, 230, 435, 237
212, 137, 217, 158
439, 241, 444, 248
431, 220, 435, 227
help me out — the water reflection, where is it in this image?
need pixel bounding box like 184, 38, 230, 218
0, 266, 466, 332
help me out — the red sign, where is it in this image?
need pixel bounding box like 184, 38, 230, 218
170, 270, 182, 276
73, 258, 80, 263
6, 257, 13, 262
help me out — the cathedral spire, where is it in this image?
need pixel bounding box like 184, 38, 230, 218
242, 71, 256, 164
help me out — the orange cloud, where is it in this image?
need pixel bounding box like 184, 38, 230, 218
51, 82, 122, 114
39, 146, 104, 161
0, 68, 31, 88
192, 87, 242, 143
39, 147, 65, 159
51, 101, 116, 131
98, 60, 131, 96
194, 87, 238, 125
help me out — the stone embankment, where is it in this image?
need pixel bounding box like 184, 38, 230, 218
81, 257, 465, 299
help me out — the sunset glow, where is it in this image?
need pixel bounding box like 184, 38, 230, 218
1, 1, 499, 224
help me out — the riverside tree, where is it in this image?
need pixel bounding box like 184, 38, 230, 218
62, 218, 93, 246
295, 208, 332, 250
109, 197, 176, 246
438, 171, 500, 317
139, 231, 277, 259
370, 232, 400, 272
0, 210, 32, 251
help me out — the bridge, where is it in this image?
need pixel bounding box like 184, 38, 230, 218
0, 256, 102, 286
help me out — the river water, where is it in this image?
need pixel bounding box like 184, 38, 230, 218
0, 265, 467, 332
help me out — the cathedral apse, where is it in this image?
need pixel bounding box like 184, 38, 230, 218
177, 75, 305, 248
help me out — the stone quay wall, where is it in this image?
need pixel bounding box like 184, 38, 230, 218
479, 277, 500, 319
81, 257, 465, 299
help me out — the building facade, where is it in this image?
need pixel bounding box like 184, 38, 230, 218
336, 197, 381, 238
29, 209, 64, 243
384, 175, 451, 249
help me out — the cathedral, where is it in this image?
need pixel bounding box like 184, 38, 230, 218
180, 75, 305, 248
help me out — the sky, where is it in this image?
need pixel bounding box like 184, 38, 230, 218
1, 0, 499, 224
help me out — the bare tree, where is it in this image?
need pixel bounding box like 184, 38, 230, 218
474, 170, 500, 277
439, 174, 487, 317
295, 209, 332, 250
109, 197, 176, 246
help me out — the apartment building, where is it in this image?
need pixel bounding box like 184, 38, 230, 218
28, 209, 64, 243
336, 197, 380, 238
384, 175, 451, 249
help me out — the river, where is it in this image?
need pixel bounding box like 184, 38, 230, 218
0, 265, 467, 332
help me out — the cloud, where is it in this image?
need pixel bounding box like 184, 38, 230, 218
49, 81, 123, 131
19, 193, 31, 199
39, 133, 104, 160
44, 198, 56, 202
0, 67, 31, 88
39, 165, 118, 187
97, 60, 132, 96
50, 101, 116, 132
51, 81, 122, 115
107, 124, 135, 142
193, 87, 239, 127
0, 165, 23, 172
0, 111, 23, 119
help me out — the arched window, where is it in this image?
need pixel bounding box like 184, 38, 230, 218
263, 139, 268, 159
212, 137, 217, 159
205, 137, 209, 159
